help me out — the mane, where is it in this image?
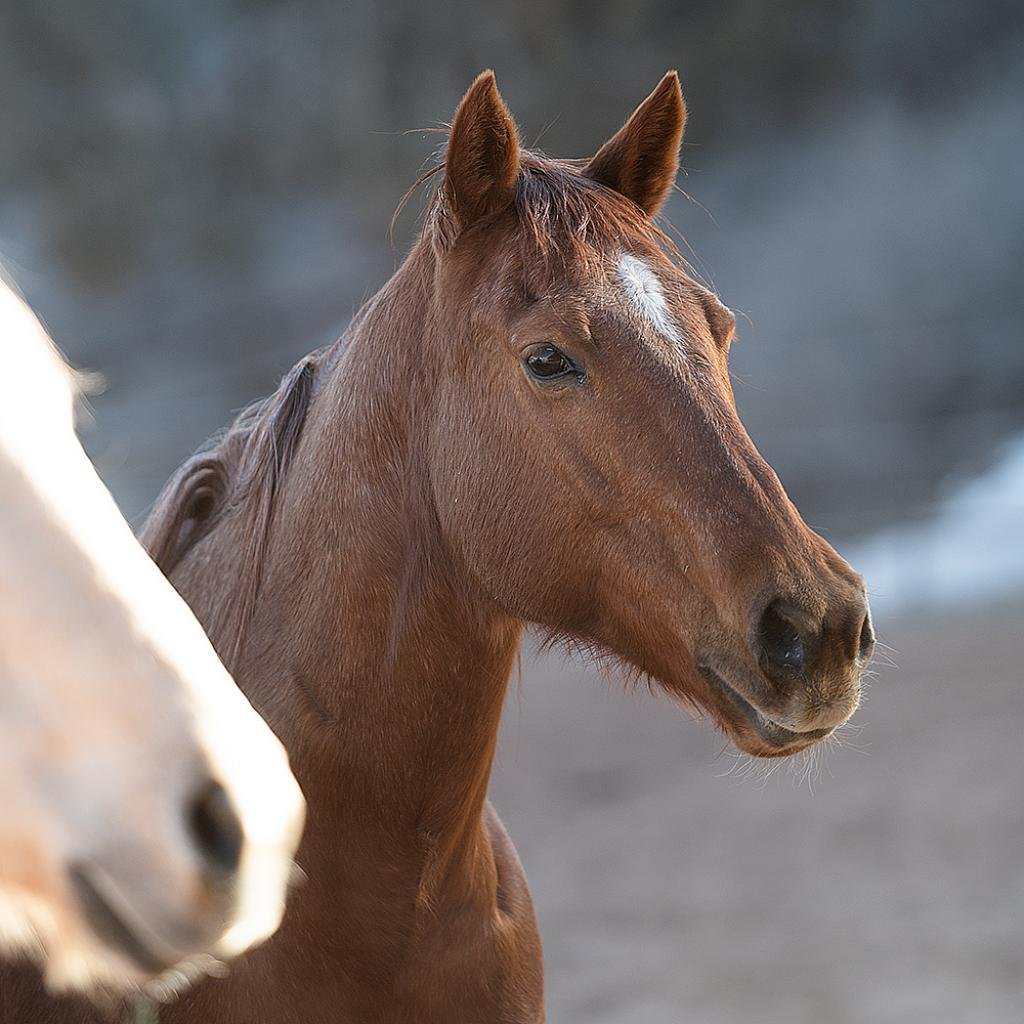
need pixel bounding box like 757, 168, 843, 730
144, 352, 319, 671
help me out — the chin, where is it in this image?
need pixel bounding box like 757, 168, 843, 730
723, 723, 833, 759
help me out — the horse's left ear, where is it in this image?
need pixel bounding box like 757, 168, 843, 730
584, 71, 686, 218
442, 70, 521, 238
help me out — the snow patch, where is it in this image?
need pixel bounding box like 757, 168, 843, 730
842, 433, 1024, 620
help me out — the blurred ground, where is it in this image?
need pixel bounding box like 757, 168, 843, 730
492, 602, 1024, 1023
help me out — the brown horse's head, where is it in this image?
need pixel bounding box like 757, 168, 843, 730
421, 71, 872, 757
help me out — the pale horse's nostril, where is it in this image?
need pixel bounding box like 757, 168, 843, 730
186, 781, 244, 884
756, 600, 807, 679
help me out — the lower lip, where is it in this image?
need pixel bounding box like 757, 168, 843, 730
698, 666, 834, 750
69, 864, 182, 975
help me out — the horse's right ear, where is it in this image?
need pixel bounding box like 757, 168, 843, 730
441, 71, 521, 241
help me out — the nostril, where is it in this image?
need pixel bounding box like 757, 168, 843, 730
858, 612, 876, 662
757, 601, 807, 679
186, 781, 243, 883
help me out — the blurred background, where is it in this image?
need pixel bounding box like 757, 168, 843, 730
2, 1, 1022, 1021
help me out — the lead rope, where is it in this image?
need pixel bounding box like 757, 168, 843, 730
126, 952, 230, 1023
130, 994, 158, 1024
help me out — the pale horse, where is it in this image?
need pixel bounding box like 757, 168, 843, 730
0, 276, 305, 995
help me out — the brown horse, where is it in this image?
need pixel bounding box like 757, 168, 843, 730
5, 71, 872, 1022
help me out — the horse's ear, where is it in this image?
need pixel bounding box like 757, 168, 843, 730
443, 70, 520, 236
583, 71, 686, 218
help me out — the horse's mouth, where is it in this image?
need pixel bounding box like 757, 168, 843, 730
698, 665, 834, 757
69, 862, 188, 976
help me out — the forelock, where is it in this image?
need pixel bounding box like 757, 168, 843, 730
426, 150, 685, 291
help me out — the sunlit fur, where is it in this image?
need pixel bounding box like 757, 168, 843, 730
0, 279, 304, 1000
5, 72, 871, 1022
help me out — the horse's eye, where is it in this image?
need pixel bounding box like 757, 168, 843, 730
523, 344, 578, 382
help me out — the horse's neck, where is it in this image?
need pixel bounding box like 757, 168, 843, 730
217, 250, 522, 887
